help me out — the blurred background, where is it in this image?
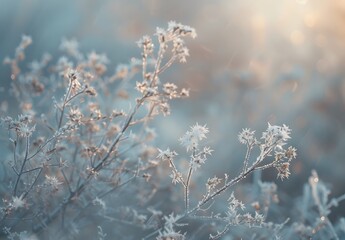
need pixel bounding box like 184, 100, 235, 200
1, 0, 345, 220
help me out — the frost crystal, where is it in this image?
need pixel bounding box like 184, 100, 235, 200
11, 194, 26, 210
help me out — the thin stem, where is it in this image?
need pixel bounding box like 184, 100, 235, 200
185, 148, 196, 212
185, 167, 193, 212
13, 136, 30, 196
61, 168, 72, 193
23, 167, 42, 199
64, 88, 86, 106
151, 44, 164, 87
13, 136, 18, 167
27, 135, 57, 161
242, 143, 252, 173
22, 166, 41, 174
158, 55, 177, 75
327, 194, 345, 209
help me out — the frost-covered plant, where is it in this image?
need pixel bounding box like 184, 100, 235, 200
1, 20, 344, 240
0, 22, 196, 239
149, 123, 297, 239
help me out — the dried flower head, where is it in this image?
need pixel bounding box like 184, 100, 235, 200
157, 148, 178, 161
179, 123, 209, 151
238, 128, 257, 145
262, 123, 291, 150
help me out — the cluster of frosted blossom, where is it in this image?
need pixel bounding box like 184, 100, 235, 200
238, 123, 296, 180
158, 123, 212, 185
135, 21, 196, 117
179, 123, 209, 152
261, 123, 291, 150
138, 21, 197, 62
151, 123, 297, 240
0, 114, 35, 138
238, 128, 258, 145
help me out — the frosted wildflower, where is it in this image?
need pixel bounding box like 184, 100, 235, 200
207, 176, 222, 190
137, 35, 154, 55
262, 123, 291, 150
170, 171, 183, 184
157, 148, 178, 161
172, 38, 189, 63
159, 102, 171, 116
45, 175, 62, 190
190, 154, 206, 170
85, 86, 97, 96
180, 88, 190, 98
163, 83, 178, 99
202, 146, 214, 156
17, 123, 35, 138
155, 27, 167, 44
136, 80, 149, 94
179, 123, 209, 151
189, 146, 212, 170
238, 128, 256, 145
190, 123, 209, 140
241, 212, 264, 227
11, 194, 26, 210
285, 146, 297, 160
66, 68, 79, 80
68, 107, 83, 125
275, 162, 291, 180
18, 114, 32, 124
167, 21, 197, 39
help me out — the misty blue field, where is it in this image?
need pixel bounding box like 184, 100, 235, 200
0, 1, 345, 239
